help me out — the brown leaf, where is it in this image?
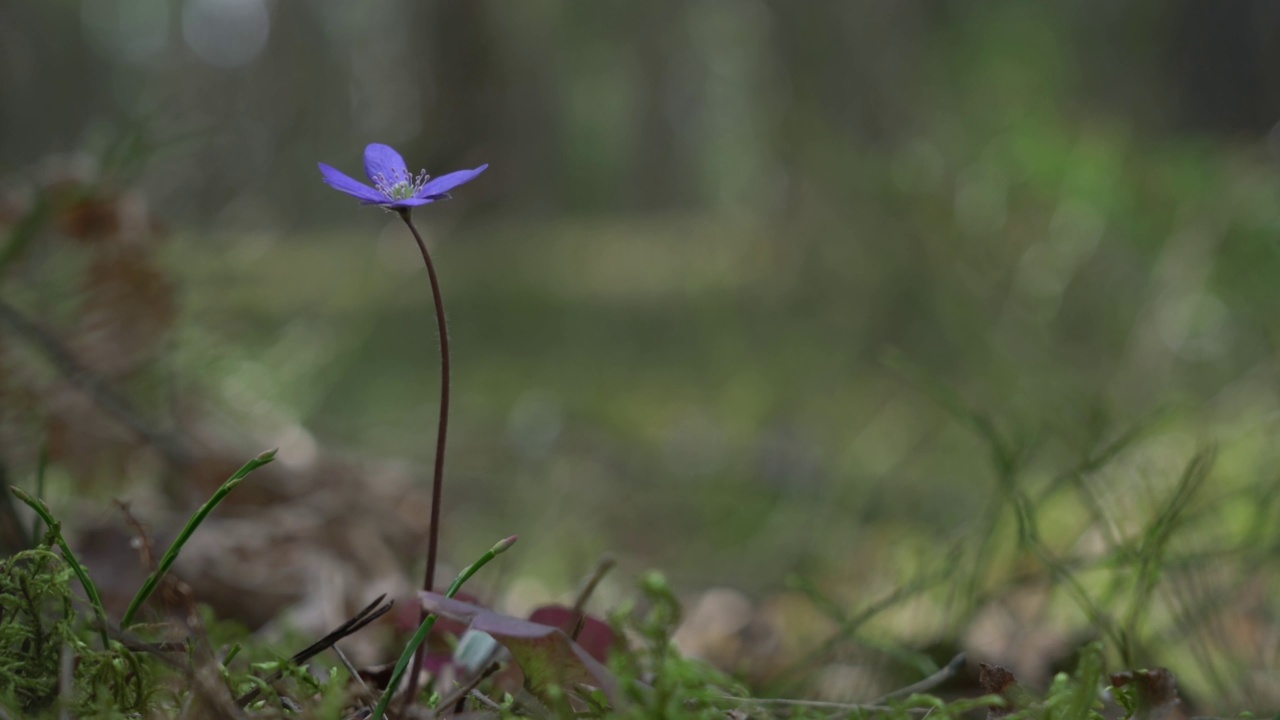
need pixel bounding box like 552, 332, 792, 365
57, 194, 122, 243
1110, 668, 1186, 720
979, 663, 1017, 719
75, 247, 175, 376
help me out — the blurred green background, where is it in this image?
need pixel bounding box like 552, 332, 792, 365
5, 0, 1280, 707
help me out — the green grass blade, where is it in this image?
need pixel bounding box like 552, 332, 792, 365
0, 195, 49, 276
370, 535, 517, 720
10, 486, 111, 649
121, 448, 277, 627
30, 441, 49, 548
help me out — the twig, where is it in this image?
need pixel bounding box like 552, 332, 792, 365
235, 595, 394, 707
104, 628, 188, 660
439, 661, 501, 714
189, 661, 248, 719
873, 653, 967, 703
469, 690, 504, 712
114, 499, 157, 571
332, 643, 375, 718
569, 555, 615, 641
717, 694, 931, 716
58, 643, 74, 720
332, 644, 368, 692
773, 570, 946, 686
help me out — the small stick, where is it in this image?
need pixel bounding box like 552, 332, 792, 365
469, 690, 504, 712
718, 695, 932, 716
569, 555, 615, 641
873, 652, 967, 703
331, 644, 369, 693
235, 595, 393, 707
114, 499, 157, 571
58, 643, 74, 720
438, 661, 501, 714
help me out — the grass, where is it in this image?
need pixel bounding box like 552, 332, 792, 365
7, 79, 1280, 712
141, 211, 1280, 710
8, 208, 1270, 712
0, 513, 1205, 718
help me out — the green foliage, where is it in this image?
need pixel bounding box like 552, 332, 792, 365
371, 535, 517, 720
0, 549, 156, 718
11, 487, 111, 648
0, 549, 76, 712
608, 570, 752, 719
121, 448, 278, 627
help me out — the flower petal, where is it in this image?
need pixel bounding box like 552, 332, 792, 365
369, 196, 438, 208
415, 164, 489, 199
363, 143, 411, 185
318, 163, 385, 203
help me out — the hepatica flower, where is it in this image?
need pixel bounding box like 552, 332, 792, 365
318, 143, 487, 210
319, 141, 489, 710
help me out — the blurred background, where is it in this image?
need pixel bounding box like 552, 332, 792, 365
4, 0, 1280, 709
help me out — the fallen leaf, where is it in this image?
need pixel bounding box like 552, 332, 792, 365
420, 592, 622, 706
979, 663, 1017, 719
527, 605, 621, 663
1110, 668, 1186, 720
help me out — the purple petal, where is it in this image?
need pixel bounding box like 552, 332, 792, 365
415, 164, 488, 199
363, 196, 437, 209
318, 163, 385, 203
395, 197, 438, 207
363, 143, 410, 185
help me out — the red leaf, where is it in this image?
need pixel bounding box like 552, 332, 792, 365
527, 605, 620, 664
420, 592, 622, 706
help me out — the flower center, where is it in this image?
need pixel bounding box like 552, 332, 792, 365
372, 168, 431, 201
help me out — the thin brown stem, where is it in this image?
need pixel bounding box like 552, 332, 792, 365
398, 209, 451, 709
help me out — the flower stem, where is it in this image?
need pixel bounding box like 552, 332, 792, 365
372, 536, 517, 720
397, 209, 450, 704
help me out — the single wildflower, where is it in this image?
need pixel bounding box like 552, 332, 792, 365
319, 141, 489, 714
318, 143, 487, 209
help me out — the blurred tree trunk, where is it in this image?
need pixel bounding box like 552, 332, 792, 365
632, 0, 695, 211
1165, 0, 1280, 135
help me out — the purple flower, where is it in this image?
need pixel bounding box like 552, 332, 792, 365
318, 143, 487, 210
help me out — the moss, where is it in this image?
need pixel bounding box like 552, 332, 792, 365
0, 548, 76, 713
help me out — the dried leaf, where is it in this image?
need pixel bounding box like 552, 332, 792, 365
979, 663, 1017, 719
1110, 668, 1185, 720
76, 247, 175, 376
57, 194, 122, 243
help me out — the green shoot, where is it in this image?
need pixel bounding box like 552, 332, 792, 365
9, 486, 111, 649
371, 534, 517, 720
121, 448, 277, 627
30, 440, 48, 548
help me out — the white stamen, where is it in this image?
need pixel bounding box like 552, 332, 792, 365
372, 168, 432, 201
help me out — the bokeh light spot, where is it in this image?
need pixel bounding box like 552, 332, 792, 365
182, 0, 269, 68
81, 0, 171, 64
